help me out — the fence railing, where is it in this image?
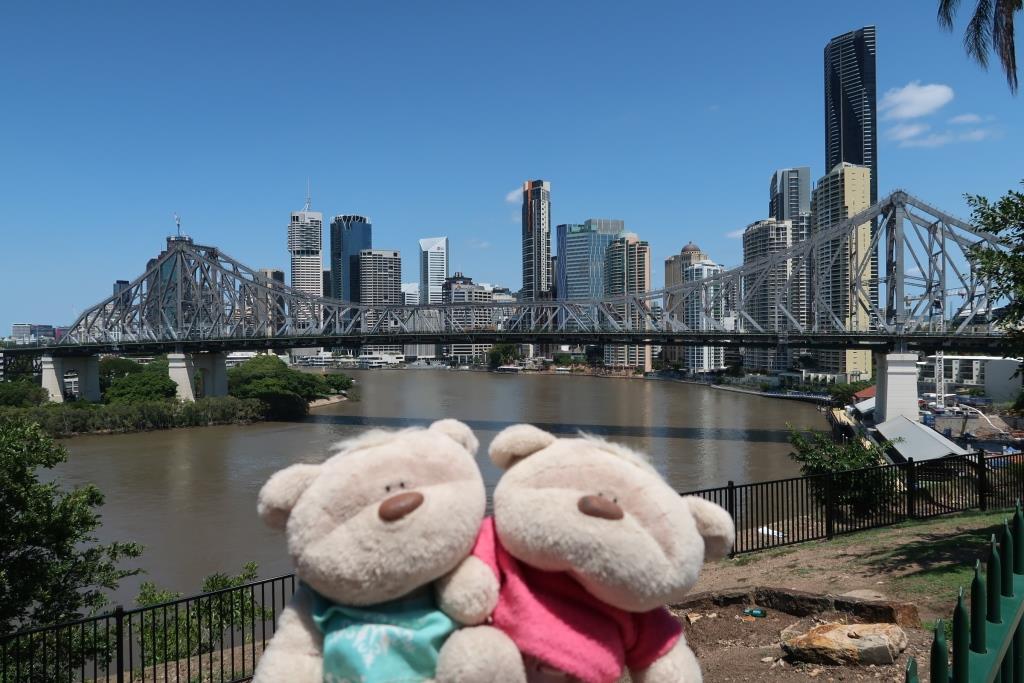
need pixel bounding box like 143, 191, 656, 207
5, 450, 1024, 679
905, 503, 1024, 682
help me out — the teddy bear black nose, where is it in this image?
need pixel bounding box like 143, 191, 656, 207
378, 491, 424, 522
577, 495, 624, 520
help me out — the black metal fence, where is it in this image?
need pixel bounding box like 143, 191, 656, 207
5, 451, 1024, 680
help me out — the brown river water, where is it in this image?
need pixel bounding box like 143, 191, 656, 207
54, 369, 824, 606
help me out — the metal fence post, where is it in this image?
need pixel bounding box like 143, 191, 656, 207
977, 450, 989, 512
906, 457, 916, 519
825, 472, 835, 540
114, 606, 125, 683
726, 481, 736, 556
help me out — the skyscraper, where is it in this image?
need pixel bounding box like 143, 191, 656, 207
359, 249, 403, 357
769, 167, 811, 221
521, 179, 552, 301
603, 233, 652, 372
287, 197, 323, 323
682, 259, 726, 373
825, 26, 878, 204
555, 218, 623, 301
329, 215, 372, 302
418, 237, 449, 305
811, 162, 873, 381
443, 272, 494, 363
663, 242, 709, 365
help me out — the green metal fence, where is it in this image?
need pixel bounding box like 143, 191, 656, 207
906, 503, 1024, 682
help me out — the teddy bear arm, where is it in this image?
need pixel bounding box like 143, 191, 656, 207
629, 637, 702, 683
435, 555, 500, 625
252, 586, 323, 683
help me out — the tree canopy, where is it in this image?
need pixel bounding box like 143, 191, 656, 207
103, 357, 177, 404
969, 182, 1024, 357
938, 0, 1021, 93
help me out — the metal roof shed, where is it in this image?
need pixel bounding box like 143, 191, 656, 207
875, 415, 971, 462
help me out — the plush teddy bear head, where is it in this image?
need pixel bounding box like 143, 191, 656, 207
258, 419, 485, 606
490, 425, 734, 613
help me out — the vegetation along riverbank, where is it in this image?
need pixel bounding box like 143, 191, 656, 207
0, 354, 353, 438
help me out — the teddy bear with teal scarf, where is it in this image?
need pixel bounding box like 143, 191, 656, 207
252, 419, 521, 683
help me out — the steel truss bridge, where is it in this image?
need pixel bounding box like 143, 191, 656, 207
5, 190, 1011, 358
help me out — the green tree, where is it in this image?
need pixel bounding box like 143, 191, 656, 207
0, 418, 142, 634
104, 357, 177, 404
552, 352, 572, 366
228, 355, 352, 419
98, 356, 143, 394
828, 380, 874, 407
938, 0, 1021, 93
487, 343, 522, 369
969, 183, 1024, 357
0, 380, 48, 407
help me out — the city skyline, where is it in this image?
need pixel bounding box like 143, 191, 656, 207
1, 2, 1020, 332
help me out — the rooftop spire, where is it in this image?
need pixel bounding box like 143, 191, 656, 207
303, 178, 312, 211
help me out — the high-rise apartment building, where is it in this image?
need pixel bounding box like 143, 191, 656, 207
400, 283, 437, 360
741, 217, 810, 372
769, 167, 811, 221
418, 237, 449, 305
442, 272, 494, 363
329, 215, 372, 302
663, 242, 710, 365
555, 219, 623, 302
825, 26, 878, 205
521, 179, 552, 301
401, 282, 420, 305
603, 233, 652, 371
288, 199, 323, 324
682, 260, 726, 373
811, 162, 873, 381
359, 249, 403, 357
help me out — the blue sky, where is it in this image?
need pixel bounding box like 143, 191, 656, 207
0, 1, 1020, 332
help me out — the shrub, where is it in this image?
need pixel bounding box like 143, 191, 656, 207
0, 380, 49, 407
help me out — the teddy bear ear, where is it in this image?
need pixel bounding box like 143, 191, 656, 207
257, 463, 322, 531
428, 419, 479, 455
683, 496, 736, 561
489, 424, 557, 469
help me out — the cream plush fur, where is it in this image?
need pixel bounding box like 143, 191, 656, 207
444, 424, 735, 683
252, 419, 488, 682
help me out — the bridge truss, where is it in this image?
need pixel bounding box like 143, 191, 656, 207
47, 191, 1006, 355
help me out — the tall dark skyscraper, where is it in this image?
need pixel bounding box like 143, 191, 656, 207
329, 215, 372, 302
769, 167, 811, 221
824, 26, 877, 204
521, 179, 551, 301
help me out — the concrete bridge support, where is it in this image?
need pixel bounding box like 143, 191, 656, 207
168, 352, 228, 401
874, 352, 920, 423
41, 355, 101, 402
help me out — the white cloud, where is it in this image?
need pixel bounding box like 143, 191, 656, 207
879, 81, 954, 120
467, 238, 491, 249
900, 131, 955, 148
959, 128, 993, 142
504, 188, 521, 203
886, 123, 930, 141
949, 113, 983, 124
726, 229, 745, 239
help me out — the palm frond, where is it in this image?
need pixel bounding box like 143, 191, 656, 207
992, 0, 1021, 91
939, 0, 963, 29
965, 0, 995, 67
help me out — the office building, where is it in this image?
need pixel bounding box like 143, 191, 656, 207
555, 219, 623, 302
663, 242, 710, 365
257, 268, 286, 335
323, 270, 331, 298
741, 217, 811, 372
603, 233, 652, 371
682, 259, 726, 373
769, 167, 811, 221
825, 26, 878, 205
418, 237, 449, 305
359, 250, 403, 357
400, 283, 437, 360
401, 282, 420, 305
521, 179, 552, 301
329, 215, 372, 302
443, 273, 494, 363
288, 198, 324, 323
810, 162, 873, 381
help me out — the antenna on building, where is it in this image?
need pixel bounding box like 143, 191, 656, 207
173, 213, 182, 237
303, 178, 312, 211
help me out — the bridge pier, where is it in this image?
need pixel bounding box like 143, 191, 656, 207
168, 352, 228, 401
874, 352, 920, 423
41, 355, 100, 402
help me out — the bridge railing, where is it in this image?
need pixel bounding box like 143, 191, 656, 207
5, 451, 1024, 679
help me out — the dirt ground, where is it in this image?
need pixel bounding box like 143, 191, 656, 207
677, 509, 1016, 682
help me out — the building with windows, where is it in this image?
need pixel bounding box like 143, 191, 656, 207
603, 233, 652, 371
359, 249, 403, 357
418, 237, 449, 305
663, 243, 710, 365
679, 259, 726, 373
329, 215, 372, 302
521, 179, 552, 301
811, 162, 873, 381
825, 26, 877, 205
288, 200, 323, 323
741, 217, 810, 372
769, 167, 811, 221
555, 219, 623, 302
442, 273, 494, 363
257, 268, 286, 335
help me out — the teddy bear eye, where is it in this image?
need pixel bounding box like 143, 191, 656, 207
385, 485, 392, 493
399, 482, 406, 489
